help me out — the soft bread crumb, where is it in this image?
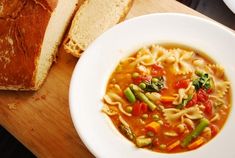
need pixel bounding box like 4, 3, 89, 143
64, 0, 134, 57
8, 103, 17, 110
35, 0, 79, 90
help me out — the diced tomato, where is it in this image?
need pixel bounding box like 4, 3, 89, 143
133, 76, 152, 85
186, 94, 198, 107
119, 91, 125, 98
132, 102, 141, 116
160, 87, 168, 95
197, 89, 209, 102
141, 76, 152, 82
152, 64, 164, 70
132, 77, 142, 85
153, 138, 160, 147
210, 124, 219, 137
204, 100, 213, 116
163, 122, 171, 129
162, 103, 174, 108
132, 102, 148, 116
140, 102, 148, 113
173, 79, 189, 89
151, 69, 166, 77
206, 88, 213, 94
151, 64, 166, 77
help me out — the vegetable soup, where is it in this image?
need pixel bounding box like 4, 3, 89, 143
102, 44, 231, 153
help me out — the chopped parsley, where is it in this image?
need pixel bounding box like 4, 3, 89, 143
142, 77, 165, 92
193, 70, 214, 91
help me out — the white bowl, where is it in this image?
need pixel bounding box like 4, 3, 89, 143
223, 0, 235, 14
69, 13, 235, 158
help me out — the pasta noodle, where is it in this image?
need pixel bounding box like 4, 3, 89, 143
183, 118, 195, 129
151, 44, 172, 64
173, 82, 195, 105
163, 106, 203, 125
136, 65, 149, 75
102, 104, 118, 116
167, 48, 195, 74
205, 64, 230, 97
208, 64, 225, 78
210, 113, 220, 122
192, 59, 205, 68
214, 80, 230, 98
130, 47, 154, 66
209, 95, 227, 109
113, 84, 122, 95
104, 94, 131, 116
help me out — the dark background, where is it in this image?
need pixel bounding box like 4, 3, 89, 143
0, 0, 234, 157
178, 0, 235, 28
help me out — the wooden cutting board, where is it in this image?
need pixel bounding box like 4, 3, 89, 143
0, 0, 210, 157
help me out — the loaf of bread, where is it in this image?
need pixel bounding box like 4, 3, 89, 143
0, 0, 78, 90
64, 0, 134, 57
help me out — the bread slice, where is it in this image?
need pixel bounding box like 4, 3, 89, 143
35, 0, 79, 90
64, 0, 134, 57
0, 0, 78, 90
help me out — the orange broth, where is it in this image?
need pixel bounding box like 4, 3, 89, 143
104, 44, 231, 153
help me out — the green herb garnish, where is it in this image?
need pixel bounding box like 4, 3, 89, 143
193, 71, 213, 90
141, 77, 164, 92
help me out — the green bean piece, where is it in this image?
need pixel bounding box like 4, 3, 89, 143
132, 72, 139, 78
124, 87, 136, 103
130, 84, 157, 111
181, 118, 209, 147
141, 114, 148, 119
136, 137, 152, 147
139, 82, 146, 89
151, 78, 159, 83
126, 106, 133, 113
152, 114, 159, 121
137, 93, 157, 111
195, 70, 204, 77
130, 84, 141, 91
119, 124, 135, 140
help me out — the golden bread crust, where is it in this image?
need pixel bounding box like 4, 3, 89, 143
0, 0, 57, 90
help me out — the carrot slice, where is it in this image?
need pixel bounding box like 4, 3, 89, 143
145, 122, 161, 134
167, 140, 180, 151
160, 96, 176, 103
187, 137, 205, 150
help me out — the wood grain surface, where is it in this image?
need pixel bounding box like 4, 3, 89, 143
0, 0, 218, 157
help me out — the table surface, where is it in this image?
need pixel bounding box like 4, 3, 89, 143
0, 0, 233, 157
